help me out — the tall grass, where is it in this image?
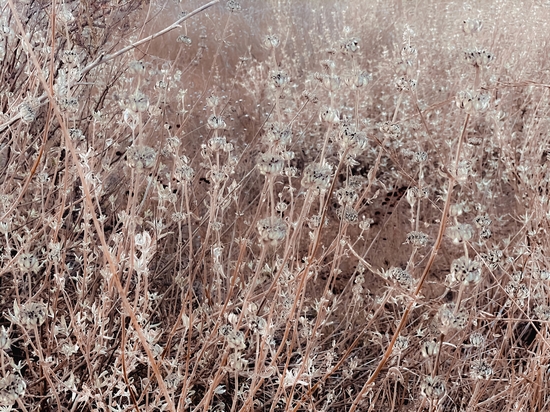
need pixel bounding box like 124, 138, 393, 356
1, 0, 550, 411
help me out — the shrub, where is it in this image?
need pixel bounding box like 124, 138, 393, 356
1, 0, 550, 411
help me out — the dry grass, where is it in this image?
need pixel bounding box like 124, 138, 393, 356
1, 0, 550, 411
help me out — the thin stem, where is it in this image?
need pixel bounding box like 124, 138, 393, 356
79, 1, 220, 79
349, 113, 471, 412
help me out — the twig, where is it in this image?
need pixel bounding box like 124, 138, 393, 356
79, 0, 220, 78
348, 114, 469, 412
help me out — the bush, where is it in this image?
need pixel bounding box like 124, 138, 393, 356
1, 0, 550, 411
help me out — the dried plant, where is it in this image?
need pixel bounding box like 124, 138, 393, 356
0, 0, 549, 411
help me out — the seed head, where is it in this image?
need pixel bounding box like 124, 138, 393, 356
406, 187, 419, 207
127, 145, 157, 169
474, 215, 492, 227
462, 19, 483, 35
421, 375, 446, 399
19, 102, 36, 123
249, 316, 268, 335
270, 70, 290, 88
464, 48, 494, 67
393, 335, 409, 354
18, 252, 40, 274
413, 151, 428, 163
320, 107, 340, 124
308, 214, 328, 229
445, 223, 474, 244
421, 339, 439, 357
128, 90, 149, 113
176, 35, 192, 45
62, 49, 79, 65
347, 176, 365, 191
345, 70, 371, 88
18, 301, 47, 328
207, 115, 226, 130
257, 152, 284, 176
0, 326, 10, 350
470, 359, 493, 380
379, 121, 401, 139
226, 0, 241, 12
59, 97, 79, 113
228, 352, 248, 371
436, 303, 467, 333
359, 217, 374, 231
264, 123, 292, 146
339, 125, 368, 154
480, 249, 502, 269
401, 44, 417, 60
208, 135, 227, 152
384, 267, 413, 287
257, 217, 287, 246
405, 231, 429, 248
0, 373, 26, 405
174, 156, 195, 183
512, 271, 524, 282
335, 187, 358, 205
534, 268, 550, 281
69, 128, 85, 141
263, 34, 280, 49
457, 90, 491, 113
451, 256, 482, 285
301, 162, 333, 192
337, 205, 358, 224
226, 329, 246, 350
395, 59, 413, 76
534, 305, 550, 321
469, 332, 485, 347
504, 282, 529, 307
340, 37, 360, 54
480, 227, 492, 239
128, 60, 146, 74
394, 76, 416, 91
227, 0, 241, 13
320, 59, 336, 73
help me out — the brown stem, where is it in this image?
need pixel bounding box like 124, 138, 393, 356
348, 113, 470, 412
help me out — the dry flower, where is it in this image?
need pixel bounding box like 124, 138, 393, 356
335, 187, 358, 205
464, 49, 494, 67
257, 152, 284, 175
446, 223, 474, 244
451, 256, 482, 285
462, 19, 483, 34
320, 107, 340, 124
301, 162, 333, 192
263, 34, 280, 49
436, 303, 468, 333
421, 339, 439, 357
421, 375, 446, 399
207, 115, 226, 130
13, 301, 47, 328
177, 35, 192, 44
337, 205, 358, 224
127, 145, 157, 169
405, 231, 429, 247
469, 332, 486, 347
340, 37, 359, 54
0, 373, 26, 406
128, 90, 149, 113
470, 359, 493, 380
270, 70, 290, 88
19, 102, 36, 123
226, 0, 241, 12
257, 217, 287, 246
